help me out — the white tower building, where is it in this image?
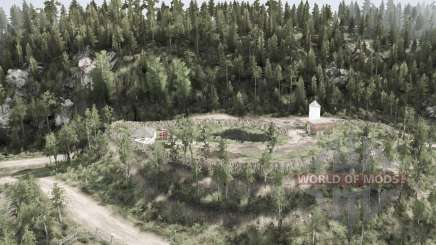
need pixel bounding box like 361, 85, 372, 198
309, 100, 321, 121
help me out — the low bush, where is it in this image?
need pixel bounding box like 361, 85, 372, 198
159, 201, 203, 226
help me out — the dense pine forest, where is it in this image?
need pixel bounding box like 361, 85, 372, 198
0, 1, 436, 244
0, 0, 435, 150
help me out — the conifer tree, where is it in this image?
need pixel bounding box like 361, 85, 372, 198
295, 76, 307, 113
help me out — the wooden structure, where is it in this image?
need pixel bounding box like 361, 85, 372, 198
159, 129, 169, 140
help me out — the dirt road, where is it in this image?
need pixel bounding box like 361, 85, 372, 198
38, 177, 168, 245
0, 156, 66, 176
0, 176, 17, 185
0, 158, 168, 245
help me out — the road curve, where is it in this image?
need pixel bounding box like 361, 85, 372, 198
38, 177, 168, 245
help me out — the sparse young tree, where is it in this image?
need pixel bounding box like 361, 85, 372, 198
199, 126, 210, 161
266, 122, 278, 153
259, 150, 272, 183
295, 76, 307, 113
7, 177, 52, 243
84, 105, 101, 148
273, 183, 286, 230
92, 51, 115, 105
214, 137, 233, 200
39, 91, 57, 132
213, 159, 233, 201
191, 157, 201, 197
310, 207, 327, 245
217, 136, 230, 162
44, 132, 58, 164
168, 135, 180, 162
250, 56, 262, 111
50, 184, 65, 223
174, 118, 195, 164
10, 97, 27, 142
243, 164, 255, 196
117, 126, 133, 181
101, 105, 114, 128
383, 133, 396, 161
170, 59, 191, 113
57, 124, 78, 161
21, 226, 36, 245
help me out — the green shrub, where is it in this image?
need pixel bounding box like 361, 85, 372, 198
159, 201, 202, 226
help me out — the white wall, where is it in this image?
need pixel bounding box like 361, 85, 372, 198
309, 106, 320, 121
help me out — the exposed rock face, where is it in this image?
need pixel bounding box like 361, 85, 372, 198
325, 65, 349, 86
55, 114, 69, 126
426, 106, 436, 118
55, 98, 74, 126
78, 57, 95, 73
78, 57, 96, 87
78, 51, 117, 88
6, 69, 29, 89
107, 51, 117, 67
0, 97, 12, 128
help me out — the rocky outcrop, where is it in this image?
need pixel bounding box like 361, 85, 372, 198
55, 98, 74, 126
78, 51, 117, 88
6, 69, 29, 89
325, 65, 349, 86
426, 106, 436, 118
0, 97, 11, 128
78, 56, 96, 87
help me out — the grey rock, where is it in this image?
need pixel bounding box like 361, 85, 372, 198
6, 69, 29, 89
0, 97, 11, 128
78, 57, 95, 74
78, 51, 117, 88
55, 114, 70, 126
426, 106, 436, 118
55, 98, 74, 126
78, 56, 96, 87
62, 99, 74, 108
326, 64, 349, 86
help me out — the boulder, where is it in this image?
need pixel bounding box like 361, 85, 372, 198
55, 98, 74, 126
426, 106, 436, 118
78, 57, 96, 87
78, 57, 95, 74
326, 65, 349, 86
6, 69, 29, 89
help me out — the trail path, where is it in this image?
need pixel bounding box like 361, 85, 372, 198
0, 176, 17, 185
0, 156, 66, 175
38, 177, 168, 245
0, 157, 168, 245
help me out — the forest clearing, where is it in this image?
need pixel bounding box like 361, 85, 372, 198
0, 0, 435, 244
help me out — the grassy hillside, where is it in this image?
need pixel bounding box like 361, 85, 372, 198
52, 115, 435, 244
